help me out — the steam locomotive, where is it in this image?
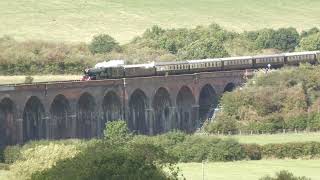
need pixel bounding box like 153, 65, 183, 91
82, 51, 320, 80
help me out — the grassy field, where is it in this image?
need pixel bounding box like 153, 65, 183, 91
179, 159, 320, 180
210, 132, 320, 145
0, 75, 82, 85
0, 170, 10, 180
0, 0, 319, 43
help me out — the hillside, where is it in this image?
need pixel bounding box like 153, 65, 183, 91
0, 0, 319, 43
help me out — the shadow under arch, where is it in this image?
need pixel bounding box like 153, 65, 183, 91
224, 83, 236, 92
176, 86, 195, 132
129, 89, 148, 134
23, 96, 46, 142
49, 94, 71, 139
101, 91, 122, 135
0, 98, 17, 148
152, 87, 172, 134
77, 92, 96, 139
199, 84, 219, 123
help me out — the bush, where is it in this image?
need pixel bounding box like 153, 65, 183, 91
208, 139, 245, 161
9, 140, 88, 180
299, 32, 320, 51
242, 144, 262, 160
261, 142, 320, 159
89, 34, 120, 54
103, 120, 132, 146
3, 145, 21, 164
31, 122, 179, 180
259, 170, 311, 180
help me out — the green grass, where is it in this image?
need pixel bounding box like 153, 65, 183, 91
179, 159, 320, 180
0, 0, 319, 43
0, 75, 82, 85
206, 132, 320, 145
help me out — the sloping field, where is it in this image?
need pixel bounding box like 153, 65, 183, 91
0, 0, 319, 43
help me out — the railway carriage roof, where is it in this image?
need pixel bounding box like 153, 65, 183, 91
220, 56, 252, 61
254, 54, 285, 58
155, 61, 189, 66
187, 58, 221, 64
284, 51, 318, 56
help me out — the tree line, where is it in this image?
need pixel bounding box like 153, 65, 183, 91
0, 24, 319, 75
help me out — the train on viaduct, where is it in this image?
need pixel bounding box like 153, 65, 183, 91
0, 50, 319, 147
0, 70, 246, 147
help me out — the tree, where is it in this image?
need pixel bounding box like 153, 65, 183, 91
273, 28, 299, 51
89, 34, 120, 54
177, 38, 229, 60
299, 32, 320, 51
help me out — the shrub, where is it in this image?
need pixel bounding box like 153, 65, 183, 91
208, 139, 246, 161
103, 120, 132, 146
242, 144, 262, 160
3, 145, 21, 164
89, 34, 120, 54
259, 170, 311, 180
170, 136, 221, 162
31, 142, 178, 180
261, 142, 320, 159
31, 122, 179, 180
299, 32, 320, 51
9, 140, 88, 180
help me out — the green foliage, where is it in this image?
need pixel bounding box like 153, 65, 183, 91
261, 142, 320, 159
205, 65, 320, 134
31, 142, 177, 180
89, 34, 120, 54
3, 145, 21, 164
103, 120, 133, 146
299, 32, 320, 51
242, 144, 262, 160
177, 38, 229, 59
204, 112, 238, 134
9, 139, 88, 180
208, 139, 246, 161
249, 28, 299, 51
259, 170, 311, 180
31, 123, 179, 180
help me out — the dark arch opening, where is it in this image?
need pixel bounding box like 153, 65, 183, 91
176, 86, 195, 132
152, 87, 172, 134
0, 98, 16, 148
224, 83, 235, 92
23, 96, 46, 142
129, 89, 148, 134
102, 91, 122, 135
77, 93, 96, 139
199, 84, 218, 123
50, 94, 71, 139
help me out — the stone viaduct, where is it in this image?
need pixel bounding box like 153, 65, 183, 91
0, 70, 249, 147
